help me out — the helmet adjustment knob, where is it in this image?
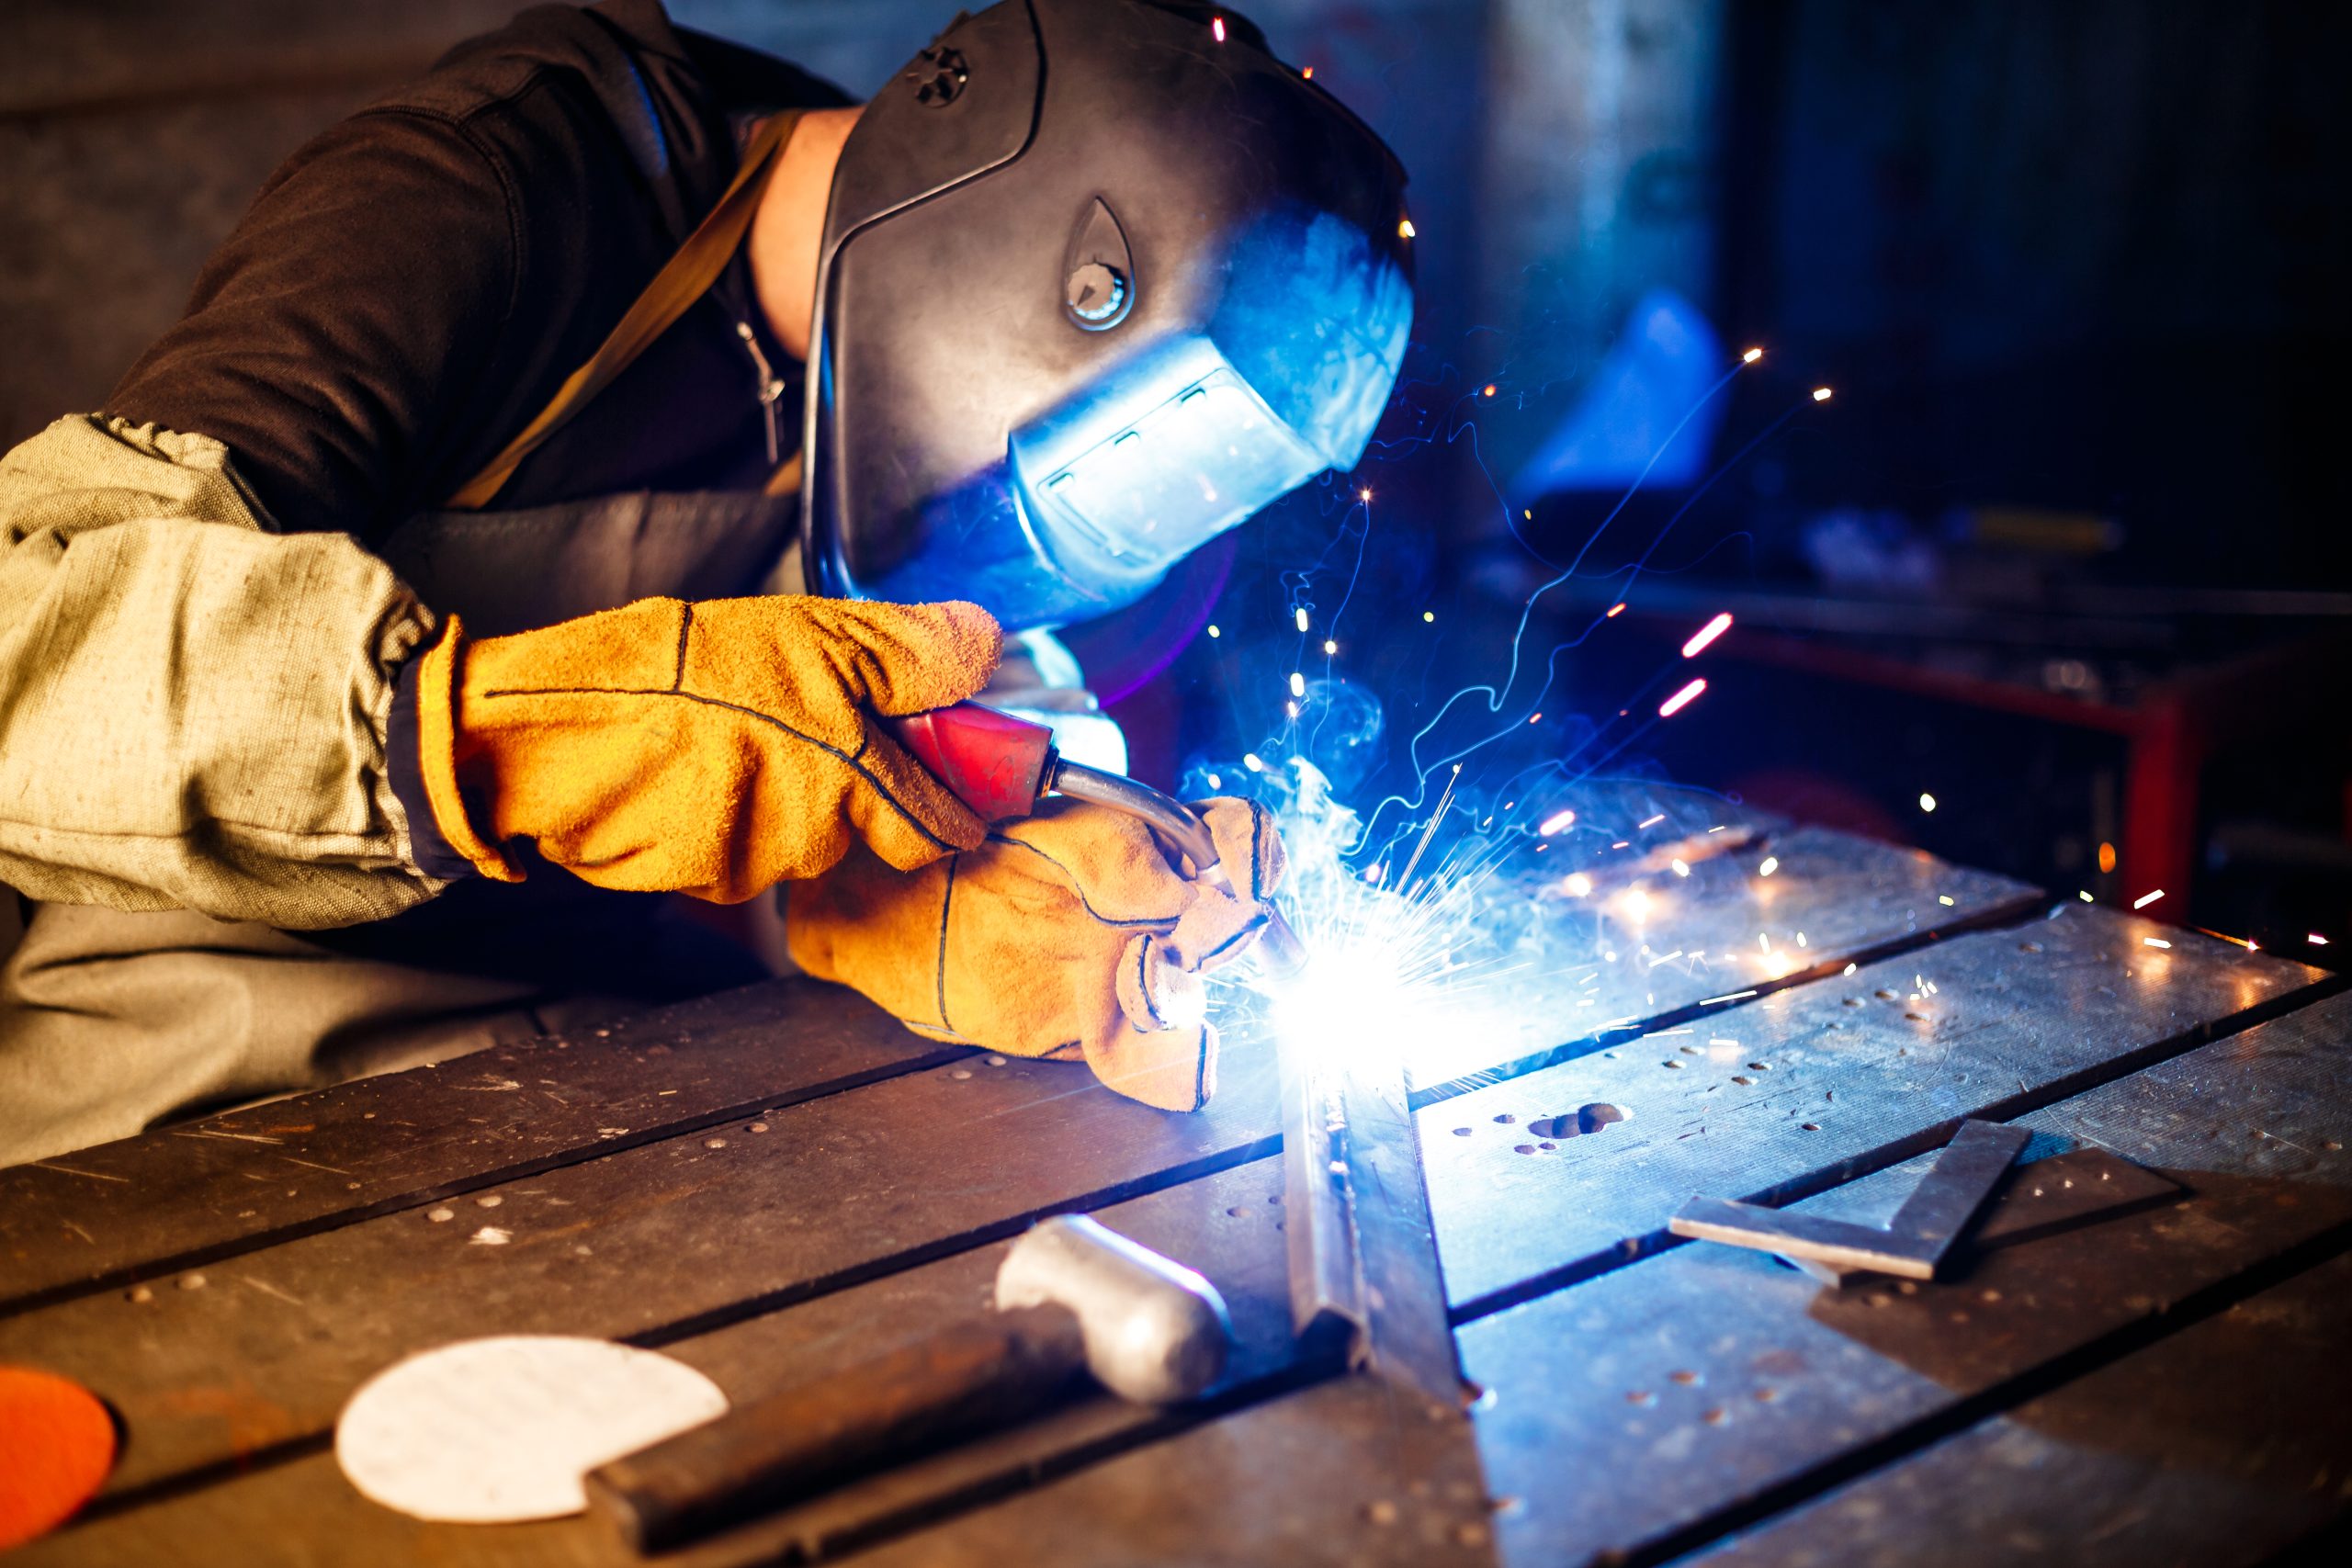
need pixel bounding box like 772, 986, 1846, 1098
1062, 198, 1136, 330
908, 44, 969, 106
1065, 262, 1127, 323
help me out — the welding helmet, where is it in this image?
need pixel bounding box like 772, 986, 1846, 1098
800, 0, 1415, 632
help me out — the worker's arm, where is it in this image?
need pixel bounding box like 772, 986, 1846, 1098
106, 79, 648, 536
0, 415, 445, 927
0, 414, 1005, 924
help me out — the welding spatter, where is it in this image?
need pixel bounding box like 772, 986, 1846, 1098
878, 702, 1307, 976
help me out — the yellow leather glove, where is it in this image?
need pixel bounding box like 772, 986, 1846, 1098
405, 595, 1001, 902
786, 797, 1286, 1111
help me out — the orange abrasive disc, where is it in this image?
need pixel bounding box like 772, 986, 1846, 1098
0, 1365, 117, 1548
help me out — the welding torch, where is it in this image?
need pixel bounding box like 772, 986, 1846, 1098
880, 702, 1307, 976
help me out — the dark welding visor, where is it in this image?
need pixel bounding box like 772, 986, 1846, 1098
801, 0, 1414, 631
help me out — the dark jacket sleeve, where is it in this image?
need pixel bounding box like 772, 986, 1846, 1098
107, 107, 525, 539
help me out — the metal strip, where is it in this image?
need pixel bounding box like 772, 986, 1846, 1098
1281, 1039, 1463, 1408
1668, 1120, 2030, 1283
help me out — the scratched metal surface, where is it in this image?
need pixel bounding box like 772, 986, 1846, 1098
1419, 906, 2322, 1315
1407, 827, 2038, 1090
0, 829, 2023, 1320
2, 829, 2321, 1567
0, 828, 2019, 1512
851, 1371, 1498, 1568
1457, 988, 2352, 1568
21, 1160, 1328, 1568
1684, 1248, 2352, 1568
0, 978, 960, 1313
0, 1047, 1280, 1500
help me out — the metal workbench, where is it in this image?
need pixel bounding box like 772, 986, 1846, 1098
5, 824, 2346, 1566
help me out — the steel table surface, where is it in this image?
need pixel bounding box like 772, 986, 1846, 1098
4, 825, 2345, 1567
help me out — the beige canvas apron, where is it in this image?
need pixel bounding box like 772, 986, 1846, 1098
0, 117, 811, 1163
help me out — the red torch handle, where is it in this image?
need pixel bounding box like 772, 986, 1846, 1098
877, 703, 1058, 825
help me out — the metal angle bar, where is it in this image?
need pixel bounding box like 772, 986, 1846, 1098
1668, 1120, 2031, 1283
1886, 1120, 2035, 1254
1669, 1198, 1946, 1280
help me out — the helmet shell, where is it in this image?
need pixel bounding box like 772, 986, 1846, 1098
802, 0, 1414, 631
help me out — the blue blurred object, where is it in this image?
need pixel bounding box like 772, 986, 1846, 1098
1510, 288, 1725, 502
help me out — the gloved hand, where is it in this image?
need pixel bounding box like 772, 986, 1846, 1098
401, 594, 1002, 901
785, 796, 1286, 1112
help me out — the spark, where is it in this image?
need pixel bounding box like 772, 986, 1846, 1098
1483, 384, 1498, 397
1539, 808, 1577, 836
1360, 488, 1374, 502
2311, 933, 2331, 947
2079, 890, 2096, 902
2098, 841, 2117, 874
1671, 859, 1690, 877
1206, 773, 1223, 788
1324, 638, 1338, 655
1422, 610, 1435, 623
1289, 671, 1306, 697
1702, 989, 1758, 1006
1605, 602, 1627, 618
1842, 963, 1858, 976
1563, 873, 1594, 897
1397, 218, 1416, 239
1758, 932, 1771, 952
1211, 16, 1227, 41
2132, 889, 2165, 909
1528, 712, 1543, 725
1796, 931, 1808, 946
1206, 624, 1221, 638
1938, 894, 1955, 906
1295, 606, 1310, 634
1681, 612, 1733, 658
1812, 387, 1833, 402
1659, 679, 1707, 717
2143, 937, 2172, 950
1243, 753, 1265, 773
1918, 792, 1938, 812
1395, 764, 1461, 893
1742, 347, 1763, 364
1758, 856, 1780, 876
1302, 64, 1314, 78
1637, 814, 1666, 829
1286, 701, 1299, 718
2194, 927, 2259, 952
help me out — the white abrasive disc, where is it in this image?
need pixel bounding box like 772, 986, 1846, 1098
335, 1335, 729, 1523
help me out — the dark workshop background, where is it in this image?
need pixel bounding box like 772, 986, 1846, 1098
4, 0, 2348, 955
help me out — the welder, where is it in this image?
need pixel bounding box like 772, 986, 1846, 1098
0, 0, 1411, 1166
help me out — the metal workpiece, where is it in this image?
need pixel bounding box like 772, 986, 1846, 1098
1669, 1119, 2031, 1282
1280, 1031, 1465, 1410
994, 1214, 1232, 1405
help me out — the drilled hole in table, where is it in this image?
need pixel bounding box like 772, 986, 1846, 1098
1527, 1103, 1630, 1140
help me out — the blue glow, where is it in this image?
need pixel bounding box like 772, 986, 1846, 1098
1510, 288, 1725, 500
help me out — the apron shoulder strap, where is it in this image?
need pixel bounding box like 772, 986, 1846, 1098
446, 110, 805, 511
